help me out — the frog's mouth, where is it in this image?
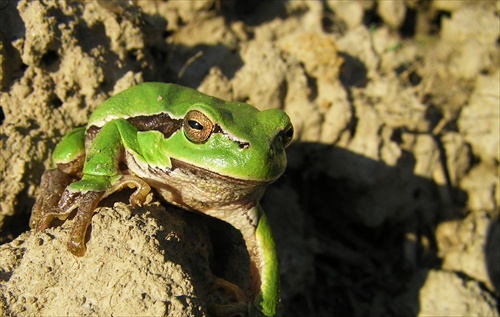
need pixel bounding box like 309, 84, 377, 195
169, 158, 277, 186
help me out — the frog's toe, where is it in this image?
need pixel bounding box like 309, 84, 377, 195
104, 175, 151, 207
33, 210, 56, 232
30, 202, 52, 231
31, 191, 82, 233
31, 206, 69, 233
209, 278, 251, 317
67, 239, 86, 257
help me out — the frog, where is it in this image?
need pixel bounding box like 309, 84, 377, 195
29, 82, 293, 317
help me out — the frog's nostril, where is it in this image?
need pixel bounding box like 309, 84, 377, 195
278, 125, 294, 148
239, 142, 250, 149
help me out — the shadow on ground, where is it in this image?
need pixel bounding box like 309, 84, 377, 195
275, 142, 478, 317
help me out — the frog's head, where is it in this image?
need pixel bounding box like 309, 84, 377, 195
144, 83, 293, 183
90, 83, 293, 183
172, 99, 293, 182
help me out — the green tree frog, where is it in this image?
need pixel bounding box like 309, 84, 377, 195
30, 82, 293, 317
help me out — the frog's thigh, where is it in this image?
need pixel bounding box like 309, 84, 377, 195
31, 128, 86, 231
52, 127, 86, 171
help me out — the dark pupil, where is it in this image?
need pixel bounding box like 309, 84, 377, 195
188, 120, 203, 130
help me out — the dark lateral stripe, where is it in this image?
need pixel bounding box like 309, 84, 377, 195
127, 113, 183, 139
86, 125, 101, 142
213, 125, 250, 149
88, 113, 250, 148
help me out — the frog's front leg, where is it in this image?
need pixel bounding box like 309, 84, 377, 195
248, 206, 279, 317
33, 120, 151, 256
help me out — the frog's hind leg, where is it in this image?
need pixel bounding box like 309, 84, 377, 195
209, 278, 250, 317
30, 127, 86, 231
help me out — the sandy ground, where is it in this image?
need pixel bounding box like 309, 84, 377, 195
0, 1, 499, 316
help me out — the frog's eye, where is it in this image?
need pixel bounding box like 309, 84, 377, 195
282, 124, 294, 148
183, 110, 214, 144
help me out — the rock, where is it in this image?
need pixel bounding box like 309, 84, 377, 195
441, 6, 499, 45
232, 40, 287, 110
418, 270, 498, 317
458, 71, 500, 164
0, 203, 214, 316
326, 0, 365, 29
376, 0, 406, 30
436, 211, 497, 292
460, 162, 499, 214
279, 33, 342, 81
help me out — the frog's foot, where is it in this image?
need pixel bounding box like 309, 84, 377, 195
32, 188, 103, 256
30, 168, 75, 230
32, 188, 82, 233
64, 175, 149, 256
104, 174, 151, 207
209, 278, 251, 317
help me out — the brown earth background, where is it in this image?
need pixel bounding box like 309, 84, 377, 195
0, 1, 499, 316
